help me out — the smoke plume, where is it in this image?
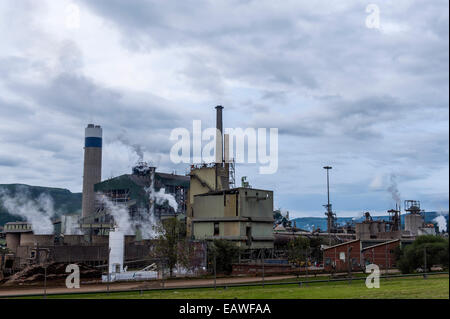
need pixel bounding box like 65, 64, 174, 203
62, 215, 82, 235
0, 188, 55, 234
154, 188, 178, 212
116, 134, 145, 162
98, 194, 159, 239
99, 194, 134, 235
387, 174, 401, 204
433, 213, 448, 233
352, 211, 365, 221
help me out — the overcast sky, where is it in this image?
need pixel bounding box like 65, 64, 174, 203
0, 0, 448, 218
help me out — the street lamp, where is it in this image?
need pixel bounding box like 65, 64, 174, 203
323, 166, 332, 211
323, 166, 333, 245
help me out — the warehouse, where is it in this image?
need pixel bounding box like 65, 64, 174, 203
323, 239, 362, 272
361, 239, 400, 269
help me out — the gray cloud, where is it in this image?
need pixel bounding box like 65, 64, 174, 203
0, 0, 448, 215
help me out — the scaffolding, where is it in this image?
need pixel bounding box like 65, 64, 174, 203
229, 158, 236, 188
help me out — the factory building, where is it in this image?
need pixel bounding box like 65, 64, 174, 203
3, 222, 33, 253
80, 162, 189, 236
355, 211, 402, 240
403, 200, 430, 236
191, 188, 274, 249
361, 239, 400, 269
323, 239, 362, 272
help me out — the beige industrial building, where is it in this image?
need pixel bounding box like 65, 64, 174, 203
191, 188, 274, 249
405, 214, 424, 236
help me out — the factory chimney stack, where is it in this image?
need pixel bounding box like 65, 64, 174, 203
215, 105, 223, 165
82, 124, 103, 219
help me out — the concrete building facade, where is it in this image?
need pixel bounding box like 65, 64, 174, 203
405, 214, 424, 236
191, 188, 274, 249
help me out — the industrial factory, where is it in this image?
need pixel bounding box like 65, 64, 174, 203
0, 106, 447, 282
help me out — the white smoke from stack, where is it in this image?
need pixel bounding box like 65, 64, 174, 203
62, 215, 82, 235
433, 214, 447, 233
352, 211, 365, 221
98, 194, 159, 239
387, 174, 401, 205
0, 188, 55, 234
116, 134, 145, 162
144, 186, 178, 214
155, 189, 178, 212
100, 194, 134, 235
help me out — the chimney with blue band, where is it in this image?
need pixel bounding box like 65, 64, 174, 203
82, 124, 102, 219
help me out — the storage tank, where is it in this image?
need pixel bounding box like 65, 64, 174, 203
108, 230, 124, 274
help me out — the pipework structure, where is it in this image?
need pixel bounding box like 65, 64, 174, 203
82, 124, 103, 219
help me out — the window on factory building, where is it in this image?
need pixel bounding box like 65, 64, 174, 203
214, 222, 219, 236
246, 226, 252, 246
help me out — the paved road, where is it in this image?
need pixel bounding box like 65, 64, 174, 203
0, 274, 299, 297
0, 269, 401, 298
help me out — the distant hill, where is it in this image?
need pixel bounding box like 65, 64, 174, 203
291, 212, 449, 232
0, 184, 82, 226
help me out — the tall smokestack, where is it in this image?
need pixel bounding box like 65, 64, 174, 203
215, 105, 223, 165
224, 134, 230, 163
82, 124, 102, 219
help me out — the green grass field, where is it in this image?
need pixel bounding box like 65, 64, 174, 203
24, 274, 449, 299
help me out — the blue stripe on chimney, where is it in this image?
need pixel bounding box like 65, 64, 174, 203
85, 137, 102, 148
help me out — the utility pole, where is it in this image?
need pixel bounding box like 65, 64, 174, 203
305, 248, 309, 281
385, 244, 388, 278
107, 247, 111, 294
162, 262, 166, 289
213, 254, 217, 290
44, 264, 47, 299
347, 246, 352, 284
262, 250, 265, 287
423, 247, 427, 279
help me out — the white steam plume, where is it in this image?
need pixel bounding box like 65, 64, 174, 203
352, 211, 365, 221
98, 194, 159, 239
433, 214, 447, 233
154, 188, 178, 212
62, 215, 82, 235
0, 188, 55, 234
100, 194, 134, 235
145, 186, 178, 213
